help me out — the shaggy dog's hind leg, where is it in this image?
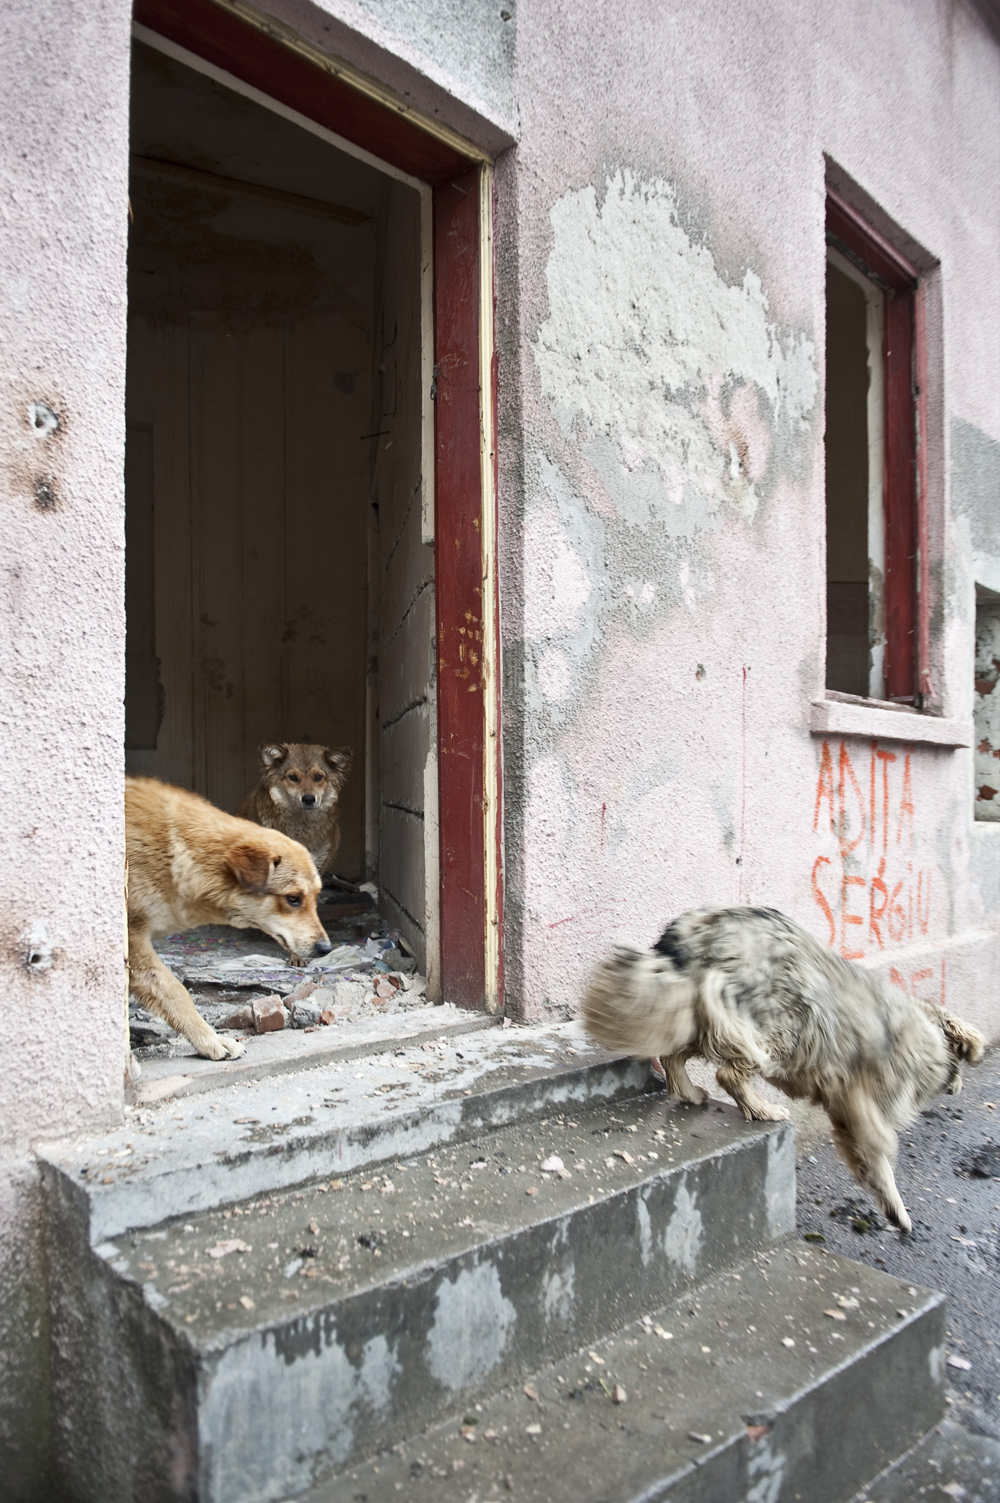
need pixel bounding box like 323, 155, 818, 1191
715, 1058, 790, 1122
829, 1097, 910, 1233
661, 1052, 708, 1106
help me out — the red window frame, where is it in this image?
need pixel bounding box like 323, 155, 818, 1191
133, 0, 502, 1010
825, 188, 929, 705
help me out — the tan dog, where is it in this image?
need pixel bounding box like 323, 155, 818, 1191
126, 776, 331, 1061
236, 742, 352, 877
583, 905, 986, 1233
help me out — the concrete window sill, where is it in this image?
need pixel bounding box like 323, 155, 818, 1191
810, 696, 972, 748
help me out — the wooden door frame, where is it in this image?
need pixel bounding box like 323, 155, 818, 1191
133, 0, 503, 1012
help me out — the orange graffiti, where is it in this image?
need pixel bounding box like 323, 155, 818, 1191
890, 958, 947, 1006
811, 856, 835, 946
811, 739, 934, 960
814, 741, 835, 833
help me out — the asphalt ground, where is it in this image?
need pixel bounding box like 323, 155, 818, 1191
795, 1047, 1000, 1442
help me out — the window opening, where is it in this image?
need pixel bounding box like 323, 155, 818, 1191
974, 584, 1000, 821
824, 192, 921, 704
825, 249, 885, 698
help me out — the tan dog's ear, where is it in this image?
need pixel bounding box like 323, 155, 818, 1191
227, 842, 275, 894
259, 742, 287, 770
322, 746, 352, 781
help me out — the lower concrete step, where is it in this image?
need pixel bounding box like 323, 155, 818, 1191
316, 1245, 946, 1503
46, 1090, 793, 1503
856, 1418, 1000, 1503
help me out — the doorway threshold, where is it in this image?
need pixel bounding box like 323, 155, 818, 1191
132, 1003, 499, 1106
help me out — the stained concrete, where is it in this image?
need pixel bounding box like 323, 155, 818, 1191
313, 1246, 945, 1503
40, 1021, 652, 1240
84, 1095, 792, 1501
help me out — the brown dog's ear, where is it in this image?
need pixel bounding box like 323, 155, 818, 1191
322, 746, 352, 781
227, 842, 274, 895
258, 742, 287, 771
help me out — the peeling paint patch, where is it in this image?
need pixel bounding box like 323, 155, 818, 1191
537, 646, 573, 702
746, 1435, 787, 1503
541, 1260, 575, 1325
636, 1191, 654, 1267
663, 1177, 703, 1274
765, 1128, 796, 1238
533, 170, 816, 533
204, 1316, 403, 1502
523, 504, 592, 639
426, 1259, 516, 1390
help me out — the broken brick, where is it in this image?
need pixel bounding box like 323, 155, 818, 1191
252, 995, 286, 1033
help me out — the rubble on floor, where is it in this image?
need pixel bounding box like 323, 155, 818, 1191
130, 900, 430, 1059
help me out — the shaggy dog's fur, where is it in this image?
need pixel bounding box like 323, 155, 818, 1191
582, 905, 985, 1232
127, 776, 331, 1061
236, 742, 352, 877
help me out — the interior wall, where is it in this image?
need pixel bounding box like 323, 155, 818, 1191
370, 177, 437, 976
124, 41, 382, 876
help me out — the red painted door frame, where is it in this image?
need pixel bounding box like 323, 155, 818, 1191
134, 0, 501, 1009
826, 190, 925, 705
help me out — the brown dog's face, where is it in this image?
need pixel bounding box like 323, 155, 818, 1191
259, 742, 352, 815
226, 837, 330, 961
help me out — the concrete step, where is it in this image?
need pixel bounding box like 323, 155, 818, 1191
314, 1245, 946, 1503
131, 1002, 501, 1106
855, 1418, 1000, 1502
40, 1020, 651, 1241
45, 1089, 794, 1503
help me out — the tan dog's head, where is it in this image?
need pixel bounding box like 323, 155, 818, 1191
225, 827, 330, 962
257, 742, 352, 815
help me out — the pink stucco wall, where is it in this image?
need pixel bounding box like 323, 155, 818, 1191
495, 0, 1000, 1037
0, 0, 131, 1481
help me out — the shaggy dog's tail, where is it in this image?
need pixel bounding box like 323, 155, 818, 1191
582, 947, 699, 1060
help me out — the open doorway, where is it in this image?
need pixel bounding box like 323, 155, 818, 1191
125, 33, 439, 992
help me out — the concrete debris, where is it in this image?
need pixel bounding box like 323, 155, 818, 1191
540, 1155, 565, 1173
288, 999, 321, 1028
251, 996, 286, 1033
523, 1382, 538, 1401
133, 917, 432, 1057
947, 1355, 972, 1371
612, 1385, 628, 1404
219, 1006, 254, 1032
206, 1239, 250, 1259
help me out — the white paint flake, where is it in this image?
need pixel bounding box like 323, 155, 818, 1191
533, 170, 816, 532
523, 504, 593, 639
426, 1260, 517, 1390
663, 1178, 703, 1274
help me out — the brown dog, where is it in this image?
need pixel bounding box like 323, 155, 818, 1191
126, 776, 331, 1061
236, 742, 352, 877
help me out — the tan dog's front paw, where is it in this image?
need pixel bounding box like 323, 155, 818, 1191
195, 1029, 246, 1061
